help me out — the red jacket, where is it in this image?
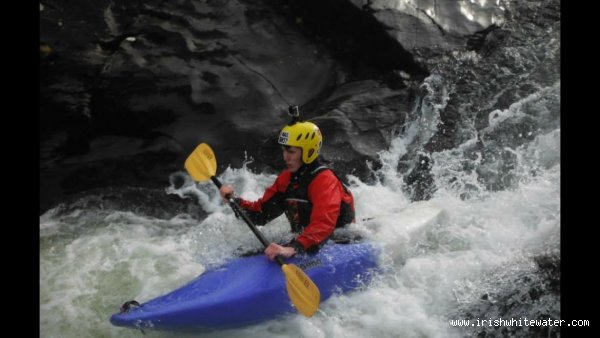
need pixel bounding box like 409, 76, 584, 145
237, 167, 354, 251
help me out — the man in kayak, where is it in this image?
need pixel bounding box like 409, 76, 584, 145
219, 115, 355, 261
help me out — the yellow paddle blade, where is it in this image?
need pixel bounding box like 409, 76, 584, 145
281, 264, 320, 317
184, 143, 217, 181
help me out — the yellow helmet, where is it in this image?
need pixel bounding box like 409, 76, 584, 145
278, 121, 323, 164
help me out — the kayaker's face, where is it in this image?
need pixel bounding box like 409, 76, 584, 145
282, 146, 303, 172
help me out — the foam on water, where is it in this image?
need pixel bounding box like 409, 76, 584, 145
40, 117, 558, 338
40, 12, 559, 334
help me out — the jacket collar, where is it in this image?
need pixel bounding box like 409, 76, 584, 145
291, 160, 321, 182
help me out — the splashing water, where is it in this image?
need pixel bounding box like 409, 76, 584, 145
40, 1, 559, 336
40, 103, 558, 337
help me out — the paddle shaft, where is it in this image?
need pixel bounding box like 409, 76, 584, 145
210, 176, 286, 266
184, 143, 320, 316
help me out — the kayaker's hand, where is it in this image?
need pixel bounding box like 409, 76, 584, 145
265, 243, 296, 261
219, 185, 234, 202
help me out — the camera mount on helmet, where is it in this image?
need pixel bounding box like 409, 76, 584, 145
287, 105, 300, 125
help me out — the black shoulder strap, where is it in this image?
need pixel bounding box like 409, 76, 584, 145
308, 165, 351, 194
310, 165, 329, 177
290, 165, 351, 198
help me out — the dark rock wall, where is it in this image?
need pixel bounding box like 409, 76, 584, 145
40, 0, 515, 214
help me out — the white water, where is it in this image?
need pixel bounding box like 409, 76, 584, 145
40, 78, 559, 337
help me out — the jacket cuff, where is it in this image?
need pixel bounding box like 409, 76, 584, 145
288, 239, 305, 254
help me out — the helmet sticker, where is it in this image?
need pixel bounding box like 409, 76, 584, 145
279, 131, 289, 144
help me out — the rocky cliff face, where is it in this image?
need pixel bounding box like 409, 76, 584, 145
40, 0, 511, 214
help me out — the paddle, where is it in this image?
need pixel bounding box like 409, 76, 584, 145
184, 143, 321, 317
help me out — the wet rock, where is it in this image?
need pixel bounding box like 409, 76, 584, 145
264, 0, 428, 80
40, 0, 343, 213
454, 253, 561, 338
48, 186, 207, 221
40, 0, 542, 213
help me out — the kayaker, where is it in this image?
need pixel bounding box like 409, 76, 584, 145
219, 108, 355, 261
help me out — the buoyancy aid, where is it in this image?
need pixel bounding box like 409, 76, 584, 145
284, 165, 355, 233
236, 162, 355, 252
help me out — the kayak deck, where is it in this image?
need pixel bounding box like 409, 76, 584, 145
110, 242, 379, 331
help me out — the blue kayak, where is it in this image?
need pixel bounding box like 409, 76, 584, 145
110, 241, 379, 331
